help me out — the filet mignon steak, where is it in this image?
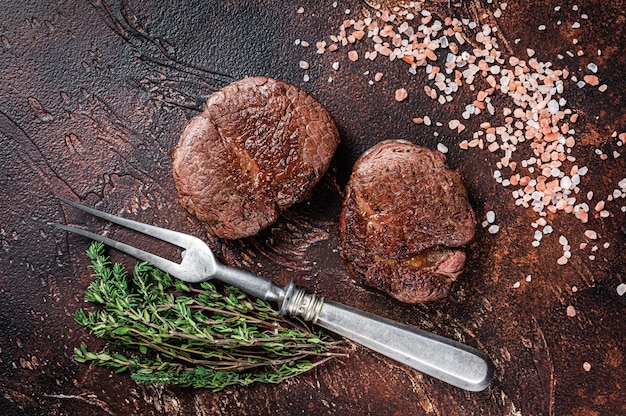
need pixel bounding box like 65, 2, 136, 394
172, 76, 340, 239
339, 139, 476, 303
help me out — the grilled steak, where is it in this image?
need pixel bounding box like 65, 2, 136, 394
172, 76, 340, 239
339, 140, 476, 303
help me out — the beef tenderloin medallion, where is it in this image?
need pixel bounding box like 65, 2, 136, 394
339, 139, 476, 303
172, 76, 340, 239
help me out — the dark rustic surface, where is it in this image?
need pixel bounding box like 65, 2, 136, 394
1, 1, 624, 415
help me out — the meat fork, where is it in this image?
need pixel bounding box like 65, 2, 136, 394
52, 197, 494, 392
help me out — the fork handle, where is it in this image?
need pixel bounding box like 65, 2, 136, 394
279, 282, 493, 392
216, 266, 493, 391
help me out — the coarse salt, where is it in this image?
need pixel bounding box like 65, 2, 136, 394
584, 230, 598, 239
566, 305, 576, 317
307, 3, 617, 265
395, 88, 408, 102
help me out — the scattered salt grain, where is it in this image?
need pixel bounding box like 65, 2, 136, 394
395, 88, 408, 102
617, 283, 626, 296
566, 305, 576, 317
299, 60, 310, 69
437, 143, 449, 154
548, 99, 560, 114
583, 362, 591, 372
584, 230, 598, 239
584, 75, 599, 86
486, 211, 496, 223
560, 176, 572, 190
488, 224, 500, 234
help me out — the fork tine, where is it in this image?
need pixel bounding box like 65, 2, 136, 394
50, 222, 183, 277
58, 197, 194, 249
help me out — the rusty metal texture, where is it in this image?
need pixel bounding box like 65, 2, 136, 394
1, 0, 624, 415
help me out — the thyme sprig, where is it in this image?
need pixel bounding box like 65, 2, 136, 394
74, 242, 346, 391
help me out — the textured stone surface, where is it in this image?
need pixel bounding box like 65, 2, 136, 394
0, 1, 624, 415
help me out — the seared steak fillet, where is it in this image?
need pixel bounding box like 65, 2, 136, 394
172, 76, 340, 239
339, 140, 476, 303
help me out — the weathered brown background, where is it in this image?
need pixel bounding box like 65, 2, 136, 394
1, 1, 624, 415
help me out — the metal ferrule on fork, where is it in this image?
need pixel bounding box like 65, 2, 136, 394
279, 281, 325, 324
